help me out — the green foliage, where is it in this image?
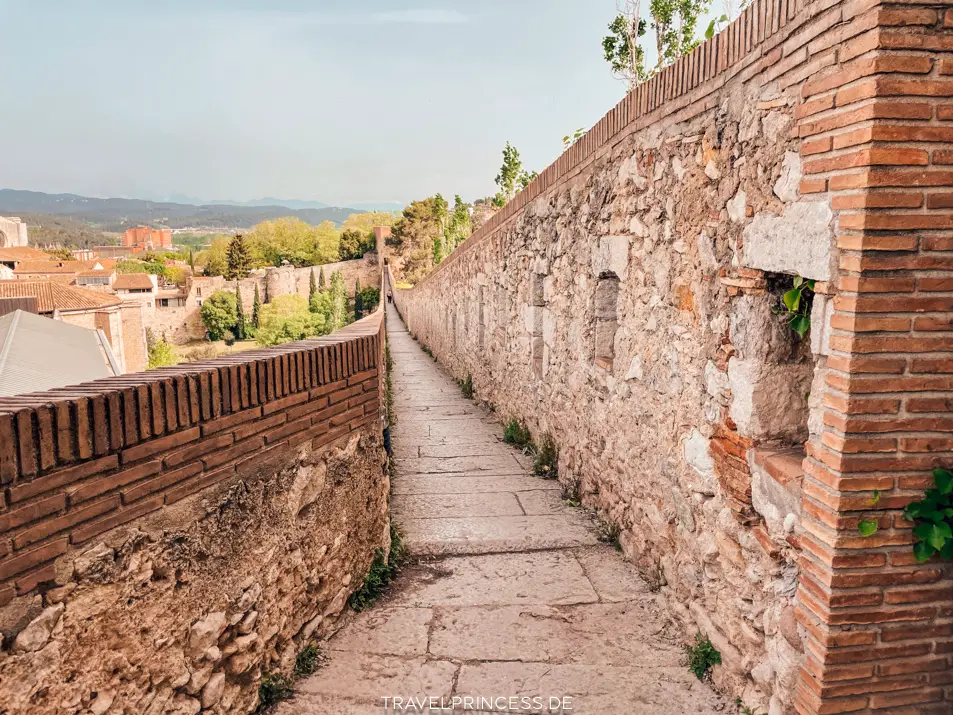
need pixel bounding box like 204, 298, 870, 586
200, 289, 239, 341
562, 127, 586, 149
294, 644, 323, 677
234, 286, 247, 340
256, 294, 324, 347
534, 435, 558, 479
309, 267, 317, 304
349, 523, 406, 612
318, 266, 326, 290
256, 673, 293, 712
459, 373, 474, 399
385, 342, 397, 427
146, 329, 177, 369
597, 516, 622, 551
360, 286, 380, 313
603, 0, 712, 87
736, 698, 767, 715
904, 468, 953, 562
199, 236, 230, 277
354, 278, 364, 320
603, 10, 647, 85
857, 519, 879, 537
504, 419, 532, 447
706, 13, 729, 39
44, 247, 75, 261
225, 234, 252, 280
339, 228, 376, 261
493, 142, 537, 207
390, 196, 456, 283
246, 217, 339, 267
686, 634, 721, 680
252, 284, 262, 328
781, 276, 815, 338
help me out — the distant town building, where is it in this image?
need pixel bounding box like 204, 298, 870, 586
123, 226, 173, 250
0, 280, 148, 373
0, 217, 29, 247
113, 272, 158, 310
0, 246, 57, 278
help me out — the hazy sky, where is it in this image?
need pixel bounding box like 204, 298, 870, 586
0, 1, 709, 207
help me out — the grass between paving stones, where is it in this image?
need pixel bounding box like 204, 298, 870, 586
349, 522, 407, 612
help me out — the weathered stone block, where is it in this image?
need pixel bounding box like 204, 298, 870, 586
728, 359, 812, 441
741, 201, 833, 281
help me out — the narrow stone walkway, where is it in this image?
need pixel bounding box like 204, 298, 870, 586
277, 303, 725, 714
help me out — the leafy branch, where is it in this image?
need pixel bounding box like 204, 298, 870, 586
782, 276, 814, 338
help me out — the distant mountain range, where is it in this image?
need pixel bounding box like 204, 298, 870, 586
152, 194, 404, 214
0, 189, 402, 232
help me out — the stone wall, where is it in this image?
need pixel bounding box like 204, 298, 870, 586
392, 1, 953, 713
0, 312, 388, 714
147, 256, 380, 346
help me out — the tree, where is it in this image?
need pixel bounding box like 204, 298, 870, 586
339, 229, 375, 261
328, 270, 348, 331
318, 266, 326, 290
44, 248, 75, 261
225, 234, 252, 280
354, 278, 364, 320
252, 284, 262, 328
200, 289, 238, 341
309, 267, 317, 306
146, 329, 177, 369
603, 0, 711, 87
256, 295, 325, 347
198, 236, 230, 277
493, 143, 537, 207
390, 196, 453, 283
234, 286, 246, 340
188, 249, 195, 271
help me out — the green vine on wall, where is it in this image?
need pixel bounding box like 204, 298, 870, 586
782, 276, 814, 338
858, 468, 953, 563
904, 468, 953, 562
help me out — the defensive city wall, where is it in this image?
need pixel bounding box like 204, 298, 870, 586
393, 0, 953, 712
0, 309, 388, 714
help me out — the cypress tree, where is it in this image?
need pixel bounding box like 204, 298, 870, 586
252, 284, 261, 328
235, 286, 246, 340
225, 234, 252, 280
318, 266, 326, 290
309, 267, 317, 304
354, 278, 363, 320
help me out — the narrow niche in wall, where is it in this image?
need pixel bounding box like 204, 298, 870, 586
593, 272, 620, 372
530, 272, 546, 377
726, 271, 823, 540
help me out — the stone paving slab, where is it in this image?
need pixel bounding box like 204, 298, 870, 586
324, 607, 432, 657
391, 474, 561, 495
429, 602, 682, 666
401, 515, 598, 556
392, 492, 525, 519
516, 489, 568, 515
395, 455, 524, 475
388, 552, 600, 607
294, 653, 457, 702
455, 662, 725, 714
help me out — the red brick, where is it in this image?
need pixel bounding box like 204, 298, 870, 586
884, 585, 953, 605
199, 406, 262, 436
122, 462, 203, 504
263, 416, 312, 444
0, 492, 65, 534
15, 562, 57, 595
70, 496, 163, 544
0, 537, 67, 580
164, 465, 235, 504
67, 460, 161, 505
260, 391, 309, 416
14, 496, 118, 549
120, 427, 200, 465
201, 436, 264, 470
869, 687, 944, 709
163, 433, 233, 468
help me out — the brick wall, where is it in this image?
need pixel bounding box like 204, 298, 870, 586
392, 1, 953, 712
0, 311, 384, 606
795, 3, 953, 713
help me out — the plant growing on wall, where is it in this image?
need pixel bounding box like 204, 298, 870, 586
686, 633, 721, 680
903, 468, 953, 562
782, 276, 814, 338
493, 142, 537, 207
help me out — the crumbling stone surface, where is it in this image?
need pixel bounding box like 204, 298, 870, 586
0, 430, 388, 715
393, 79, 826, 712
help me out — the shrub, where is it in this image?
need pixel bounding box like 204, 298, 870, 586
257, 294, 325, 347
503, 419, 532, 447
686, 634, 721, 680
460, 373, 474, 398
256, 673, 293, 712
146, 329, 177, 369
534, 435, 558, 479
904, 468, 953, 562
294, 644, 323, 677
348, 523, 406, 612
200, 289, 238, 341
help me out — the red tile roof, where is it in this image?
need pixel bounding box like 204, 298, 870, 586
0, 281, 121, 313
112, 273, 155, 290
